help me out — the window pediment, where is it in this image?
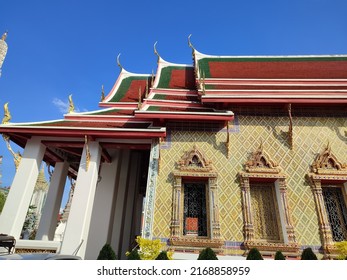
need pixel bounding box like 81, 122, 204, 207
177, 144, 214, 173
311, 144, 347, 176
243, 143, 282, 176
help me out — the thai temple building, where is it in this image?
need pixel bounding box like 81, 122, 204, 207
0, 38, 347, 259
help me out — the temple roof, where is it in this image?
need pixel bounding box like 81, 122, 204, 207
192, 49, 347, 104
1, 42, 346, 175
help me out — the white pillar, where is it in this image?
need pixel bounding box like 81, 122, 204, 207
84, 151, 120, 260
110, 149, 130, 256
59, 141, 101, 258
36, 161, 69, 241
0, 138, 46, 239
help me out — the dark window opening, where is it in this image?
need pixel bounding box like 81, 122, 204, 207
322, 186, 347, 242
183, 183, 207, 237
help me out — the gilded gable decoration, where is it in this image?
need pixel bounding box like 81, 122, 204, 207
176, 144, 214, 173
244, 142, 282, 176
311, 143, 347, 175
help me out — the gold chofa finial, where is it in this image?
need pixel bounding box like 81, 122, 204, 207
101, 85, 105, 101
68, 94, 75, 113
153, 41, 160, 63
188, 34, 194, 50
116, 53, 123, 70
1, 31, 7, 41
2, 102, 11, 124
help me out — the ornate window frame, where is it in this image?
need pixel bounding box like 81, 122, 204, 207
309, 144, 347, 259
170, 144, 223, 249
239, 144, 299, 257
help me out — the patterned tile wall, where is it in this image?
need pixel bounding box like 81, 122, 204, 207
152, 115, 347, 248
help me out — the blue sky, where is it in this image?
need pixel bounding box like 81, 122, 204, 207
0, 0, 347, 205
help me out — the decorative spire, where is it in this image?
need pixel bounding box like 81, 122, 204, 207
1, 31, 7, 41
116, 53, 123, 71
0, 32, 8, 77
2, 102, 11, 124
68, 94, 75, 113
153, 41, 160, 63
100, 85, 105, 101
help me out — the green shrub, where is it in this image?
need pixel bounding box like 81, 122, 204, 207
301, 247, 317, 260
246, 248, 263, 260
155, 251, 170, 260
335, 241, 347, 260
274, 251, 286, 260
197, 247, 218, 260
127, 248, 141, 260
97, 243, 117, 260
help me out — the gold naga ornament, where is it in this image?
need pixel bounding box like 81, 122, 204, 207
68, 94, 75, 113
2, 102, 11, 124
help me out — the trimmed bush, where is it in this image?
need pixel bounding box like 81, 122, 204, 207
155, 251, 170, 260
97, 243, 117, 260
274, 251, 286, 260
197, 247, 218, 260
246, 248, 263, 260
127, 248, 141, 260
335, 241, 347, 260
301, 247, 318, 260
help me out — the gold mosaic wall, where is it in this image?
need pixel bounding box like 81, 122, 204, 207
152, 115, 347, 247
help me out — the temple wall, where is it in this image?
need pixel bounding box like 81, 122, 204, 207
152, 115, 347, 251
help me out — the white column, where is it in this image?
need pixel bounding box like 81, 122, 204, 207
36, 161, 69, 241
0, 137, 46, 239
110, 149, 130, 256
59, 141, 101, 258
84, 151, 120, 260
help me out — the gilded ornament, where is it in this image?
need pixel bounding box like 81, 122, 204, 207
153, 41, 160, 64
100, 85, 105, 101
68, 94, 75, 113
2, 133, 22, 170
116, 53, 123, 70
2, 102, 11, 124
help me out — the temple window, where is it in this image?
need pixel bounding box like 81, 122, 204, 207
322, 186, 347, 242
309, 144, 347, 258
239, 143, 299, 257
250, 182, 282, 242
170, 145, 223, 249
183, 182, 208, 237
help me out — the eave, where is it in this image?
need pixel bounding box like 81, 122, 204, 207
0, 125, 166, 139
135, 110, 234, 121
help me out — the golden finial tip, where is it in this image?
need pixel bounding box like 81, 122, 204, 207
116, 53, 123, 70
68, 94, 75, 113
188, 34, 194, 49
2, 102, 11, 124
